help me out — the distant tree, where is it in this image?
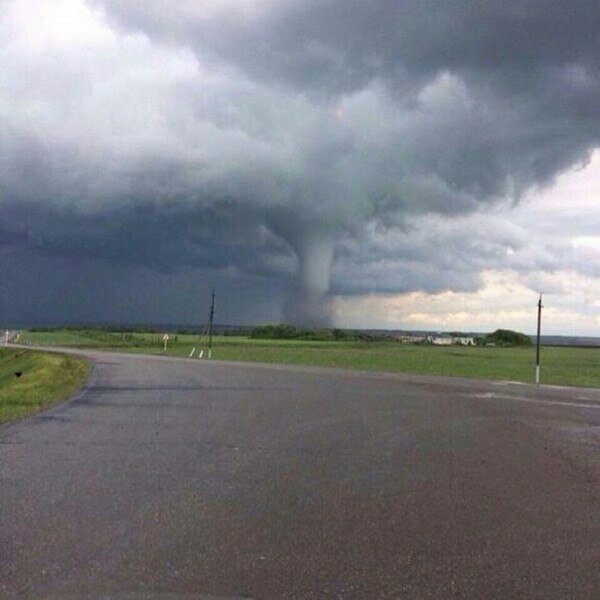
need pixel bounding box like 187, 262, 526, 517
485, 329, 532, 347
332, 328, 358, 341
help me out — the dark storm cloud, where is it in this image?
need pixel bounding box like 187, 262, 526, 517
88, 0, 600, 213
96, 0, 600, 201
1, 201, 293, 277
98, 1, 600, 93
1, 0, 600, 325
0, 224, 28, 247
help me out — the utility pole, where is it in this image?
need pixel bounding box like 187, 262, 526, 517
208, 289, 215, 360
535, 294, 543, 385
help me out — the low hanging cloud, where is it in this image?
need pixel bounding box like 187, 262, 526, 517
333, 204, 600, 297
1, 0, 599, 326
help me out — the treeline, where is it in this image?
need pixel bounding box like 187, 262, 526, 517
29, 324, 165, 333
29, 324, 197, 335
249, 324, 382, 341
28, 324, 533, 347
28, 324, 252, 336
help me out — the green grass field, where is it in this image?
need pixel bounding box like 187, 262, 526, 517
0, 348, 89, 424
18, 329, 600, 388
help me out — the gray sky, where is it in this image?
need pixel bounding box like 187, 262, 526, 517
0, 0, 599, 334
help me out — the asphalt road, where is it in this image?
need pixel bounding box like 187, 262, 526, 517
1, 349, 599, 599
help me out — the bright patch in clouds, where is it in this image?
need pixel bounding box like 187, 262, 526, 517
572, 236, 600, 251
4, 0, 112, 48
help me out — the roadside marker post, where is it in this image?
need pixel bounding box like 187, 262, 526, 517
163, 334, 169, 354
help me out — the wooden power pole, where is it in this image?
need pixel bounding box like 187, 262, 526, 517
208, 289, 215, 360
535, 294, 542, 384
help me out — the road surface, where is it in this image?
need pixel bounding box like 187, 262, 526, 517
1, 349, 599, 598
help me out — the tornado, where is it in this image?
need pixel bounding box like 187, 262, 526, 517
285, 232, 335, 328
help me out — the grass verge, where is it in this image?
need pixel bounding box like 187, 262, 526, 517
0, 348, 89, 425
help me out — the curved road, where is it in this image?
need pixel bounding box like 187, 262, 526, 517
1, 349, 599, 598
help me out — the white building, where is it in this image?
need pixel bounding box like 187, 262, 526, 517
395, 335, 427, 344
431, 336, 453, 346
453, 337, 476, 346
426, 335, 477, 346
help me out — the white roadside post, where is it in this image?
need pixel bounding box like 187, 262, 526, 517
163, 333, 169, 354
4, 330, 9, 347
